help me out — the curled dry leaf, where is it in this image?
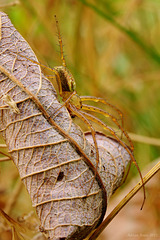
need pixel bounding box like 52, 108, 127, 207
0, 12, 131, 240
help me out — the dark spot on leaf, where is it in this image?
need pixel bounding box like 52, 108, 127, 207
107, 151, 111, 156
43, 177, 48, 183
39, 226, 47, 233
57, 171, 64, 181
71, 114, 76, 118
90, 149, 94, 157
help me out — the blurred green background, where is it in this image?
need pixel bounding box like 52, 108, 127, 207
0, 0, 160, 239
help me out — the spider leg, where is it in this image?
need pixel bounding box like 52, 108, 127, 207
9, 50, 63, 96
121, 160, 132, 185
81, 104, 134, 152
54, 15, 66, 68
67, 103, 100, 194
9, 50, 57, 75
80, 110, 146, 209
52, 91, 77, 119
80, 96, 124, 130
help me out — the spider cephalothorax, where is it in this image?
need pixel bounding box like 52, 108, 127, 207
54, 66, 82, 110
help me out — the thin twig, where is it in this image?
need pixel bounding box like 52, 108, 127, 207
89, 160, 160, 240
0, 144, 8, 148
0, 156, 11, 161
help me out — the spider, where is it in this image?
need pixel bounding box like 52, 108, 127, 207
53, 16, 145, 208
8, 15, 145, 208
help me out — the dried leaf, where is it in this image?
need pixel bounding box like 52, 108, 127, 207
0, 12, 131, 240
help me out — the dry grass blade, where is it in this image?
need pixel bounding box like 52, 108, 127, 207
0, 156, 11, 161
128, 132, 160, 147
0, 144, 8, 148
89, 160, 160, 240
